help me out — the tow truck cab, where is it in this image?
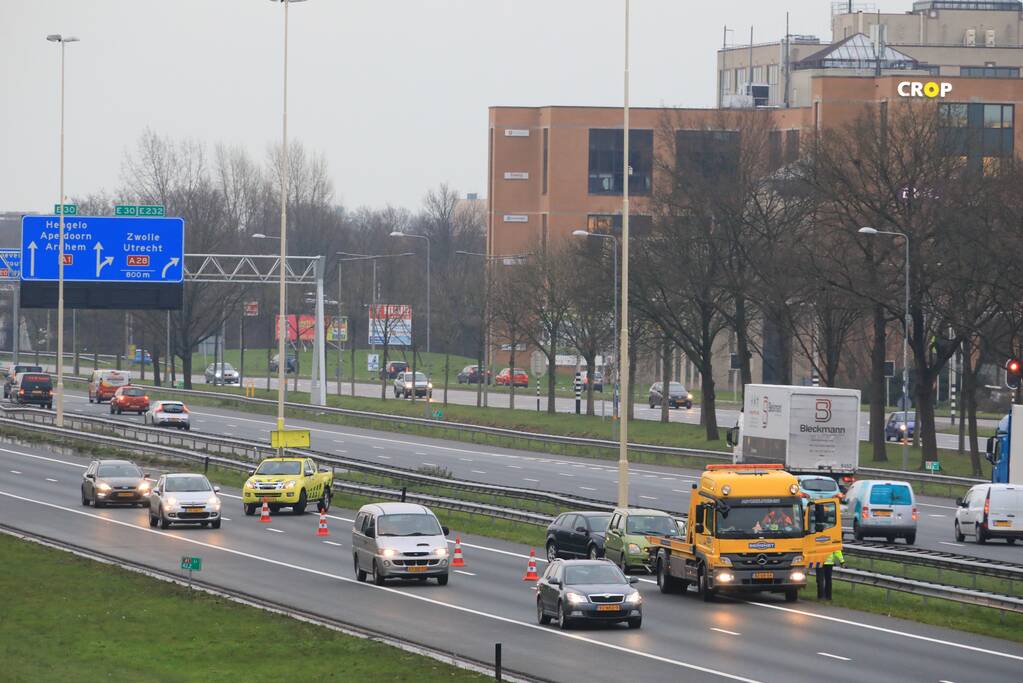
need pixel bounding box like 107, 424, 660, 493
648, 464, 842, 602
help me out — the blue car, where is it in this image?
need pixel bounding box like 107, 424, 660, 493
884, 412, 915, 441
795, 475, 842, 501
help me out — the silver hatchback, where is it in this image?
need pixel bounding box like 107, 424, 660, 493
352, 502, 450, 586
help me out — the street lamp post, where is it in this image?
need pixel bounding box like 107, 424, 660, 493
618, 0, 632, 508
47, 33, 79, 428
859, 226, 911, 471
572, 229, 619, 419
389, 231, 431, 353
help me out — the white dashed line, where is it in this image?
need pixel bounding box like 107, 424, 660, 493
471, 470, 487, 475
559, 473, 574, 477
323, 540, 342, 547
928, 514, 945, 518
415, 452, 427, 456
672, 490, 688, 494
372, 446, 385, 450
10, 470, 21, 475
506, 465, 522, 469
643, 475, 658, 479
377, 455, 391, 459
45, 477, 59, 483
579, 486, 597, 491
334, 440, 347, 444
524, 478, 539, 483
227, 424, 238, 428
640, 495, 657, 500
266, 528, 284, 533
710, 628, 740, 636
939, 541, 965, 547
816, 653, 850, 662
454, 570, 476, 576
422, 462, 438, 467
221, 518, 232, 522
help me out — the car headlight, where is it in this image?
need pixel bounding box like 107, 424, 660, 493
627, 543, 641, 554
687, 393, 694, 400
96, 482, 111, 492
434, 547, 448, 557
716, 571, 735, 583
245, 478, 257, 489
284, 480, 297, 490
207, 496, 221, 509
625, 591, 642, 604
899, 424, 907, 431
380, 548, 399, 558
137, 481, 151, 492
790, 571, 806, 582
166, 497, 178, 508
565, 592, 587, 605
427, 383, 433, 389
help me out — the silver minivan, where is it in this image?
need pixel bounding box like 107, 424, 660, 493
352, 502, 450, 585
955, 483, 1022, 544
843, 479, 917, 544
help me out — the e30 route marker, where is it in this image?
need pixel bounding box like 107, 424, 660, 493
20, 215, 184, 283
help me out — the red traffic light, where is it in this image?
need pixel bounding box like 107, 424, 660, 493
1008, 359, 1021, 373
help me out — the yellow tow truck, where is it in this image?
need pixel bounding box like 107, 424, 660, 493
242, 457, 333, 516
647, 463, 842, 602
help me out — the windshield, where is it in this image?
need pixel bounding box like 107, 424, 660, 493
564, 564, 626, 585
122, 388, 146, 397
15, 365, 42, 374
214, 363, 235, 372
165, 476, 212, 492
716, 504, 804, 538
869, 484, 913, 505
800, 478, 838, 493
668, 382, 686, 393
102, 372, 130, 386
626, 515, 679, 536
97, 464, 142, 478
403, 373, 427, 382
255, 460, 302, 476
892, 412, 915, 422
160, 402, 185, 413
587, 514, 612, 532
377, 513, 443, 537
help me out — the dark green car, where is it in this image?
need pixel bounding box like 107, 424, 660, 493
603, 508, 681, 573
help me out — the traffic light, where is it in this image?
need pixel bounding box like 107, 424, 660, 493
1006, 358, 1022, 389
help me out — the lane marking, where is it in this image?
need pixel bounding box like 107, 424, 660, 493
0, 490, 768, 682
471, 470, 487, 475
10, 470, 21, 475
227, 424, 238, 428
928, 514, 946, 518
335, 440, 347, 444
221, 518, 232, 522
506, 465, 522, 469
377, 455, 391, 460
579, 486, 596, 491
710, 628, 740, 636
524, 478, 539, 483
45, 478, 59, 483
816, 653, 850, 662
746, 600, 1023, 662
459, 458, 473, 462
414, 452, 427, 456
266, 528, 284, 533
323, 540, 342, 547
939, 541, 965, 547
422, 462, 438, 467
454, 570, 476, 576
640, 496, 657, 501
372, 446, 384, 450
558, 473, 574, 477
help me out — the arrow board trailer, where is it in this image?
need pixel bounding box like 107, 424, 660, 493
18, 215, 184, 310
732, 384, 861, 482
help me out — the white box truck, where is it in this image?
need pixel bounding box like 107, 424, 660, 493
726, 384, 860, 480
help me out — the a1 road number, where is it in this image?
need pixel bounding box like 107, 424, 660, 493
62, 254, 73, 265
127, 255, 150, 267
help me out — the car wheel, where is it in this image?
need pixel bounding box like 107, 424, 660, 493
184, 425, 190, 431
954, 521, 965, 542
211, 519, 221, 529
117, 408, 123, 415
149, 510, 158, 527
81, 488, 90, 506
976, 524, 987, 544
885, 536, 895, 544
244, 503, 256, 516
904, 533, 916, 545
109, 405, 114, 414
588, 545, 600, 560
372, 560, 386, 586
853, 519, 864, 541
436, 573, 449, 586
353, 554, 366, 582
618, 550, 629, 574
657, 556, 679, 594
537, 597, 551, 625
159, 510, 171, 529
320, 488, 332, 513
1008, 539, 1016, 545
558, 601, 572, 630
546, 542, 558, 563
784, 588, 799, 602
627, 617, 642, 629
294, 489, 307, 515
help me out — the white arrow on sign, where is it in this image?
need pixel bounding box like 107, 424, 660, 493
161, 256, 180, 279
27, 242, 37, 276
94, 242, 114, 277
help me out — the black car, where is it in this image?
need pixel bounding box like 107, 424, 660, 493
81, 459, 151, 508
456, 365, 491, 384
884, 411, 916, 441
536, 559, 642, 630
10, 372, 53, 409
648, 381, 693, 409
269, 353, 298, 374
379, 361, 409, 380
546, 511, 612, 561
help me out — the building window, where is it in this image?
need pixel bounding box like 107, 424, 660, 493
542, 128, 549, 195
719, 69, 734, 95
938, 102, 1014, 171
675, 130, 740, 180
735, 68, 746, 88
767, 129, 801, 169
961, 66, 1019, 78
752, 66, 766, 83
587, 129, 653, 195
767, 64, 779, 85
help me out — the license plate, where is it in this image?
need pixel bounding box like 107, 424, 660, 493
406, 565, 428, 573
753, 571, 774, 579
117, 492, 134, 498
185, 507, 204, 513
596, 604, 620, 611
874, 510, 892, 517
994, 520, 1011, 527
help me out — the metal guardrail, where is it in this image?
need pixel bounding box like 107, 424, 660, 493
1, 410, 1019, 613
844, 542, 1023, 583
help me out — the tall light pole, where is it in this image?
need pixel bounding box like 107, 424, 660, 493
47, 33, 79, 428
618, 0, 632, 508
389, 231, 431, 353
572, 229, 619, 418
859, 226, 911, 471
270, 0, 306, 432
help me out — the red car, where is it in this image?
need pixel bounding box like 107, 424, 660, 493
110, 386, 151, 415
496, 367, 529, 388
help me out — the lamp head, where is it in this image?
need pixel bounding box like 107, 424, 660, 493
571, 230, 589, 237
858, 227, 878, 235
389, 231, 405, 238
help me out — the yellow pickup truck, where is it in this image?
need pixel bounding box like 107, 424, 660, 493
242, 457, 333, 516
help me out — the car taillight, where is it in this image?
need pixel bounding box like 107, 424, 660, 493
984, 495, 990, 518
841, 475, 854, 483
862, 506, 869, 520
911, 507, 918, 521
143, 396, 149, 401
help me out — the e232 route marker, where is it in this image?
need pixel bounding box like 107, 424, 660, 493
20, 214, 184, 283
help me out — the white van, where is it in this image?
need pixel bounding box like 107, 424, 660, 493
351, 502, 450, 586
842, 479, 918, 544
955, 484, 1022, 544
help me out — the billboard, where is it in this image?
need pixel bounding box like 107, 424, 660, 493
368, 304, 412, 347
327, 316, 348, 343
275, 314, 317, 342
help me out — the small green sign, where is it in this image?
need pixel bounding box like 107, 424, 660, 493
925, 461, 941, 472
116, 204, 165, 217
180, 556, 202, 571
115, 205, 138, 216
53, 203, 77, 216
138, 205, 165, 217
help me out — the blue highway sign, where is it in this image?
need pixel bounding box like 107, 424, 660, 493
20, 215, 184, 283
0, 249, 21, 280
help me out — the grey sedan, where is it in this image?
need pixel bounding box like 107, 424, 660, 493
536, 559, 642, 630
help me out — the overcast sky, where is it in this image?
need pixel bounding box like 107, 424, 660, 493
2, 0, 906, 213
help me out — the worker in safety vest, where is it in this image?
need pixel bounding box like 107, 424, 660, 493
817, 549, 846, 600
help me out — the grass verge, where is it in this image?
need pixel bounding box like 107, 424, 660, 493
0, 533, 491, 683
844, 555, 1022, 598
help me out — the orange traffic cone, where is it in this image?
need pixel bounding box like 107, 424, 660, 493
259, 498, 271, 523
451, 536, 465, 567
522, 548, 539, 581
317, 509, 330, 537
